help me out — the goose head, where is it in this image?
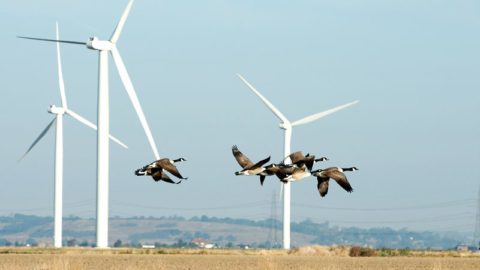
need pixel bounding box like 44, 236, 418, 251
134, 167, 148, 176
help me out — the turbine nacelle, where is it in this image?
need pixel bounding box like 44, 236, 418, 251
87, 37, 114, 51
48, 105, 65, 115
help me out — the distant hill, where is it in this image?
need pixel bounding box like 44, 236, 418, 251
0, 214, 468, 249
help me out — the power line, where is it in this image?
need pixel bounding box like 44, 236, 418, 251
304, 212, 474, 225
111, 199, 271, 211
293, 198, 475, 212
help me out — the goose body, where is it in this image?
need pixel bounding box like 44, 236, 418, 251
135, 157, 187, 184
278, 165, 311, 182
232, 145, 271, 177
311, 167, 357, 197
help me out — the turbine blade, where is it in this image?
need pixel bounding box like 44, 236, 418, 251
291, 100, 359, 127
237, 74, 290, 124
55, 22, 68, 109
110, 0, 135, 44
65, 109, 128, 149
17, 36, 86, 45
279, 183, 284, 200
19, 118, 56, 161
110, 47, 160, 159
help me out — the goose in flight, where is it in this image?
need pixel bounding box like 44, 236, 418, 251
311, 167, 357, 197
232, 145, 271, 179
135, 158, 187, 184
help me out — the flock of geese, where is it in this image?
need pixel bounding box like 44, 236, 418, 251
133, 145, 357, 198
232, 145, 357, 198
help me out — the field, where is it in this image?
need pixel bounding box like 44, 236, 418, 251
1, 247, 480, 270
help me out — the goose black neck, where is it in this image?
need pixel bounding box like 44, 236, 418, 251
342, 167, 357, 171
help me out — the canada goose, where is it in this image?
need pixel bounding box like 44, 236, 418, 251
135, 158, 187, 184
232, 145, 271, 176
311, 167, 357, 197
136, 166, 180, 184
284, 151, 328, 171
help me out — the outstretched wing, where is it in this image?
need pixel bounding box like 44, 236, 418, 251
317, 177, 329, 197
327, 170, 353, 193
156, 159, 187, 179
249, 156, 271, 170
162, 163, 187, 179
232, 145, 254, 168
161, 177, 182, 184
260, 175, 266, 186
151, 169, 169, 181
284, 151, 305, 164
152, 168, 183, 184
303, 155, 316, 171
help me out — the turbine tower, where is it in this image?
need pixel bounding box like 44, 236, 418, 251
474, 184, 480, 250
20, 24, 127, 248
19, 0, 160, 247
237, 74, 358, 249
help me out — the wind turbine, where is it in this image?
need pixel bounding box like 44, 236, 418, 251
19, 0, 160, 248
237, 74, 359, 249
20, 24, 128, 248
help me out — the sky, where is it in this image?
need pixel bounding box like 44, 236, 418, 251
1, 0, 480, 239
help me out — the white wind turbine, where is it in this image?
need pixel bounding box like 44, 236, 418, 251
237, 74, 359, 249
20, 24, 128, 248
19, 0, 160, 248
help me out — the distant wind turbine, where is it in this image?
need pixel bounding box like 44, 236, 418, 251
237, 74, 358, 249
20, 23, 127, 248
19, 0, 159, 248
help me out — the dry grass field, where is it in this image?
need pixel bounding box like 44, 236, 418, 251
1, 247, 479, 270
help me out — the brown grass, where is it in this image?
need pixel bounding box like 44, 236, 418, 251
0, 247, 479, 270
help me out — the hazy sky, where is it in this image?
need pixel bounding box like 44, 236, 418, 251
1, 0, 480, 239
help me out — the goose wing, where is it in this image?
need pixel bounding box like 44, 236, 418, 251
275, 171, 289, 181
232, 145, 254, 169
152, 168, 183, 184
303, 155, 316, 171
163, 163, 187, 179
157, 159, 187, 179
260, 175, 266, 186
317, 177, 329, 197
151, 169, 169, 181
285, 151, 305, 164
249, 156, 271, 170
327, 170, 353, 193
161, 176, 182, 184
